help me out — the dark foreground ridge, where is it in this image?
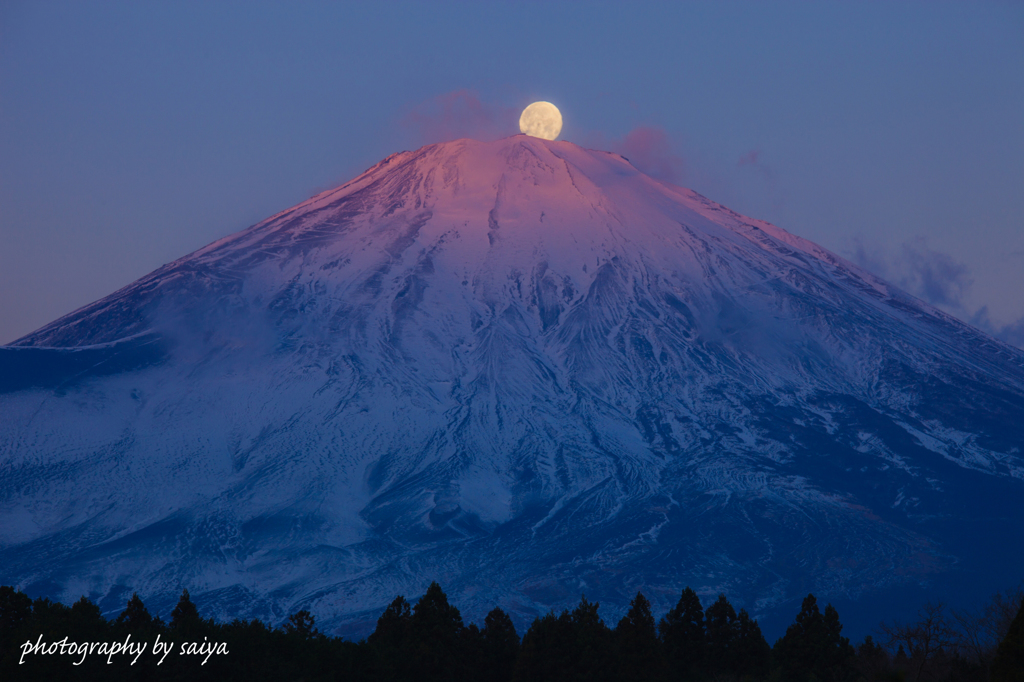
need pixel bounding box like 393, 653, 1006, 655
2, 582, 1022, 682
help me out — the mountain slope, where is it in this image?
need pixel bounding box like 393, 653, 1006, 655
2, 136, 1022, 634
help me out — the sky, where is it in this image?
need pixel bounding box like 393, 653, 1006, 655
1, 1, 1022, 346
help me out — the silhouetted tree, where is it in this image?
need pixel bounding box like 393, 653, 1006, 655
735, 607, 771, 679
614, 592, 662, 682
822, 601, 856, 678
515, 610, 574, 682
481, 607, 520, 682
70, 595, 103, 624
369, 595, 413, 681
282, 609, 318, 639
217, 617, 281, 682
67, 594, 110, 675
462, 622, 486, 682
706, 594, 740, 679
880, 601, 955, 682
409, 582, 466, 682
370, 595, 412, 646
991, 595, 1024, 682
570, 595, 614, 682
170, 588, 203, 635
8, 598, 64, 682
950, 584, 1024, 675
700, 593, 770, 680
0, 586, 32, 635
772, 594, 855, 682
114, 592, 160, 634
659, 586, 705, 681
894, 643, 910, 678
514, 596, 614, 682
855, 635, 892, 681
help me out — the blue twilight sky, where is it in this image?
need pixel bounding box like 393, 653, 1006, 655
1, 1, 1022, 345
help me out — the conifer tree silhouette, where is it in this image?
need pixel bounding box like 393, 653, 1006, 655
570, 595, 614, 682
370, 595, 411, 646
482, 607, 520, 682
992, 595, 1024, 682
409, 582, 465, 682
514, 610, 572, 682
734, 607, 770, 679
772, 594, 855, 681
0, 585, 32, 636
614, 592, 662, 682
170, 588, 205, 638
369, 595, 413, 681
659, 586, 705, 681
116, 592, 155, 630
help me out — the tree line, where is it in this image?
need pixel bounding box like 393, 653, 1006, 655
1, 582, 1022, 681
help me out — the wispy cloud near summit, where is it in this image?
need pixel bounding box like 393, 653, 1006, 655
401, 90, 518, 145
580, 125, 687, 185
612, 126, 686, 185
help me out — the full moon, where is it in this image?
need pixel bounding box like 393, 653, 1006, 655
519, 102, 562, 140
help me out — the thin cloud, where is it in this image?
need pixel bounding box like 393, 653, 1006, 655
848, 237, 891, 280
850, 237, 972, 309
894, 238, 973, 310
615, 126, 685, 184
971, 307, 1024, 349
585, 125, 687, 185
847, 237, 1023, 349
737, 149, 776, 187
400, 90, 519, 145
738, 150, 760, 166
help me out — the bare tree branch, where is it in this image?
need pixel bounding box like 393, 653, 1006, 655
879, 602, 955, 682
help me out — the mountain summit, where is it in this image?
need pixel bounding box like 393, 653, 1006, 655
2, 136, 1023, 633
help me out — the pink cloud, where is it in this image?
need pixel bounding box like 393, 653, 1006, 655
401, 90, 518, 145
738, 150, 761, 166
610, 126, 686, 185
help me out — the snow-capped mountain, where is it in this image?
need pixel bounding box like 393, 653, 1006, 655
2, 136, 1022, 634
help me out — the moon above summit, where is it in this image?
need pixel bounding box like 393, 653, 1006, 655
519, 102, 562, 140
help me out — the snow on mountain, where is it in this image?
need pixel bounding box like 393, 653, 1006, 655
2, 135, 1023, 634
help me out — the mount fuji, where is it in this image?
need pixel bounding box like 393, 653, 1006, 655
2, 136, 1022, 635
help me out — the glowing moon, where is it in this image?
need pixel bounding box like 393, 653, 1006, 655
519, 102, 562, 140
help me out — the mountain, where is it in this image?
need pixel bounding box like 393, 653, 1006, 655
2, 136, 1022, 636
